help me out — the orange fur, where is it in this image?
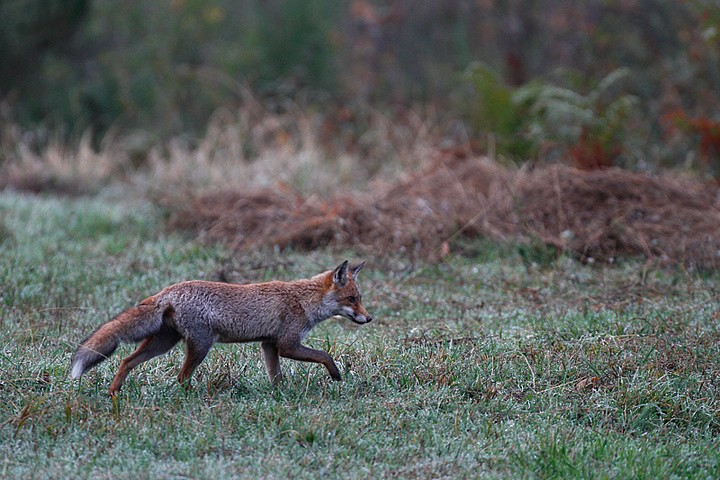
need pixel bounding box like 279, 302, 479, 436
70, 261, 372, 396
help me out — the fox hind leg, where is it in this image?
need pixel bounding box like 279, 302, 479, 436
177, 337, 214, 390
108, 326, 181, 396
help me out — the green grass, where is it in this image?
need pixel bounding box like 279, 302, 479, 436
1, 189, 720, 478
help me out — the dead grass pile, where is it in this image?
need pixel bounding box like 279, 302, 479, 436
168, 154, 509, 256
510, 166, 720, 268
168, 153, 720, 269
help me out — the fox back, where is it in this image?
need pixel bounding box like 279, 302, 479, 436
70, 260, 372, 396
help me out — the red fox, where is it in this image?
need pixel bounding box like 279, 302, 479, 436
71, 260, 372, 396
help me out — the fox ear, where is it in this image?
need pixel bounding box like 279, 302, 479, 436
350, 260, 365, 281
332, 261, 349, 287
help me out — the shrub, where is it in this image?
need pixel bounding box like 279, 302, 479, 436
462, 64, 639, 168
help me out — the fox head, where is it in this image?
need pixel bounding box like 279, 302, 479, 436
325, 260, 372, 325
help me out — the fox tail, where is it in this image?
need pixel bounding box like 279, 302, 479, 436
70, 296, 171, 379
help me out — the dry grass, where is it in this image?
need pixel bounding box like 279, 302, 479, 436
164, 152, 502, 256
507, 165, 720, 268
0, 129, 123, 195
3, 103, 719, 270
166, 152, 720, 269
0, 100, 440, 196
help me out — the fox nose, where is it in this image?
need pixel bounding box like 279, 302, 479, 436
366, 316, 373, 323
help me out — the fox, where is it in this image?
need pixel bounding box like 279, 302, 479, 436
70, 260, 372, 396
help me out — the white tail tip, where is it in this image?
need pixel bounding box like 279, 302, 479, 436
70, 361, 84, 379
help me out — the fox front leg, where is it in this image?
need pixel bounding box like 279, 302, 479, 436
278, 344, 342, 381
261, 341, 282, 384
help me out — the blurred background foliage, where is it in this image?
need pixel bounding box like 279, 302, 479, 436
0, 0, 718, 170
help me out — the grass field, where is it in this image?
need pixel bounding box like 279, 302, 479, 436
1, 188, 720, 479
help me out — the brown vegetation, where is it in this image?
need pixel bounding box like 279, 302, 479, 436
166, 152, 720, 270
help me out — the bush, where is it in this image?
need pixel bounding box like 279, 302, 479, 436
0, 0, 718, 172
0, 0, 341, 139
461, 64, 640, 168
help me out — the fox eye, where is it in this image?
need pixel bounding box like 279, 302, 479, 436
346, 295, 357, 304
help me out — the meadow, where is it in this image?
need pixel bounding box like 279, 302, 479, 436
1, 188, 719, 479
2, 1, 719, 478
